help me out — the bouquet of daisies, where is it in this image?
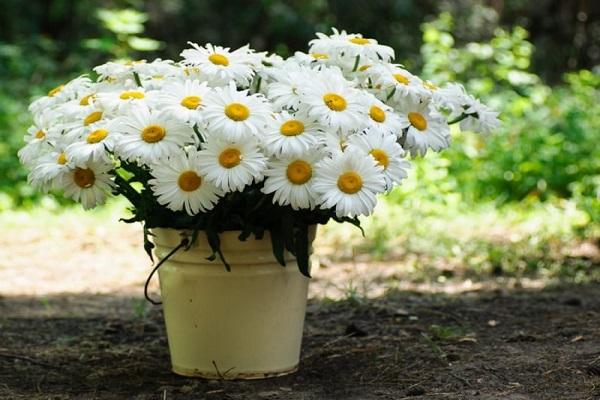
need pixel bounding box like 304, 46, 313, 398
18, 28, 499, 276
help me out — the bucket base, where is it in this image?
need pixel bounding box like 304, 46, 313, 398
172, 364, 299, 380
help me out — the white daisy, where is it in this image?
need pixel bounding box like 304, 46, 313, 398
460, 96, 501, 134
197, 136, 267, 192
27, 142, 72, 192
55, 104, 108, 142
58, 161, 114, 210
346, 128, 410, 190
67, 118, 121, 165
149, 149, 223, 215
362, 94, 403, 134
397, 98, 451, 156
180, 43, 261, 86
309, 28, 395, 64
152, 79, 211, 125
201, 82, 272, 141
368, 63, 427, 103
432, 83, 469, 116
299, 67, 367, 132
115, 105, 194, 164
29, 76, 93, 114
290, 51, 333, 67
261, 151, 323, 210
96, 87, 149, 113
18, 111, 58, 167
265, 63, 314, 111
262, 111, 323, 156
313, 149, 386, 217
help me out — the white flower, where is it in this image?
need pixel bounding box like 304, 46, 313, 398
67, 118, 121, 165
58, 161, 114, 210
29, 76, 93, 114
397, 98, 451, 156
346, 128, 410, 190
55, 105, 109, 142
201, 83, 272, 141
115, 105, 194, 164
362, 95, 403, 134
460, 97, 501, 134
149, 149, 223, 215
313, 149, 386, 217
94, 61, 136, 83
309, 28, 395, 64
152, 79, 211, 125
432, 83, 469, 116
262, 111, 323, 156
368, 63, 427, 103
18, 111, 58, 167
96, 87, 149, 113
265, 63, 314, 111
299, 68, 366, 132
197, 136, 267, 192
180, 43, 261, 86
261, 151, 322, 210
27, 142, 72, 192
290, 51, 333, 67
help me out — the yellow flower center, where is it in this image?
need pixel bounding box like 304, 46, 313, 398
349, 37, 370, 45
180, 95, 201, 110
35, 130, 45, 139
311, 53, 329, 59
370, 149, 389, 169
84, 111, 103, 126
57, 153, 67, 165
73, 168, 95, 188
208, 53, 229, 66
286, 160, 312, 185
119, 91, 145, 100
369, 106, 386, 123
177, 171, 202, 192
79, 94, 95, 106
423, 81, 438, 91
394, 74, 409, 85
408, 112, 428, 131
323, 93, 347, 112
87, 129, 109, 144
359, 65, 371, 71
218, 148, 242, 168
337, 171, 363, 194
184, 67, 200, 76
280, 119, 305, 136
47, 84, 64, 97
141, 125, 166, 143
224, 103, 250, 121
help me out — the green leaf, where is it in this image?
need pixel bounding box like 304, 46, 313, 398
294, 223, 311, 278
143, 225, 155, 262
269, 224, 286, 267
206, 228, 230, 271
128, 36, 162, 52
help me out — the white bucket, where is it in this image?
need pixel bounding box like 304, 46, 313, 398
151, 227, 315, 379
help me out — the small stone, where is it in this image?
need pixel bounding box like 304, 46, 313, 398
406, 386, 425, 396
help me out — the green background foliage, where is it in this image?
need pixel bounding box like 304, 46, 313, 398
0, 0, 598, 238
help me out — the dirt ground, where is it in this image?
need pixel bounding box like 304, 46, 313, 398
1, 216, 600, 399
1, 284, 599, 399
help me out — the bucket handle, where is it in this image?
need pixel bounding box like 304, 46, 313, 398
144, 237, 189, 305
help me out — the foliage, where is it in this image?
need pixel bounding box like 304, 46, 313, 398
414, 13, 600, 229
83, 8, 163, 60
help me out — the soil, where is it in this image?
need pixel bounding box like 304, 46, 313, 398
1, 215, 599, 399
1, 284, 599, 400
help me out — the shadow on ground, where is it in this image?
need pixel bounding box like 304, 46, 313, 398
1, 284, 599, 400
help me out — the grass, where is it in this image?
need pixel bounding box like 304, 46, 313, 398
318, 195, 598, 283
1, 193, 598, 284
